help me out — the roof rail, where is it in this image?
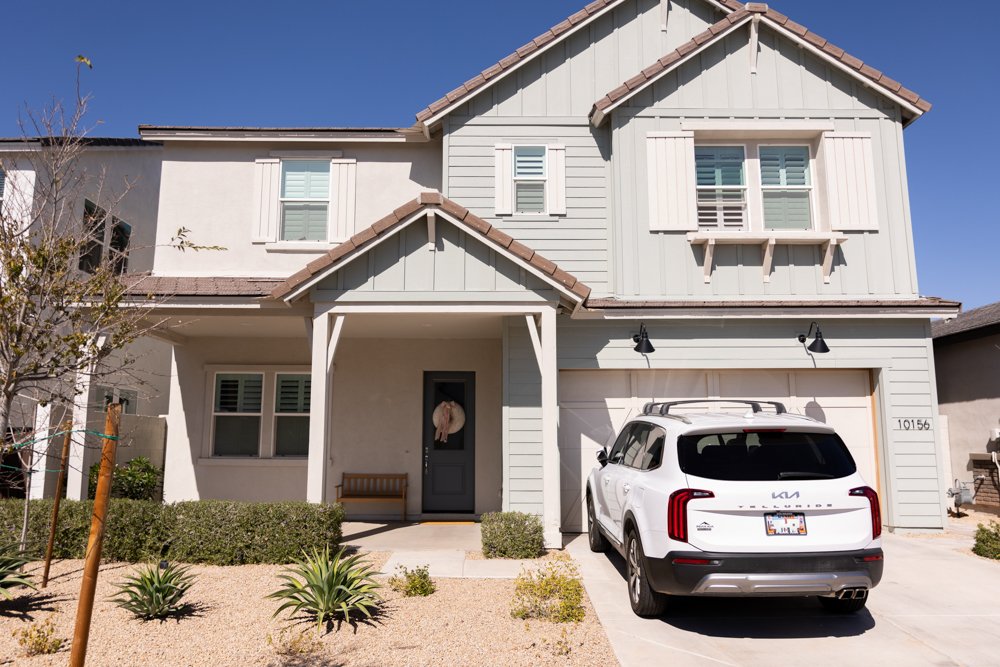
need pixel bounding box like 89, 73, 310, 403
641, 399, 787, 416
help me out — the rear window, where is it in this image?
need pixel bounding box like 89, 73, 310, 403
677, 430, 857, 481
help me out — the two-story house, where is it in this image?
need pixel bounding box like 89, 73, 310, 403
131, 0, 958, 546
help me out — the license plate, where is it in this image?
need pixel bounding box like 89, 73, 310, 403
765, 512, 807, 536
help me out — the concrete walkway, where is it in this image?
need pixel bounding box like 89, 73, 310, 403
567, 526, 1000, 667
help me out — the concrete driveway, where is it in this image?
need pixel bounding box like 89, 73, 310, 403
567, 524, 1000, 666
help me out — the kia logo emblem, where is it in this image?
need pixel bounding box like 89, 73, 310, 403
772, 491, 800, 499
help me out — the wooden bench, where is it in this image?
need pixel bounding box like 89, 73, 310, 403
335, 473, 408, 521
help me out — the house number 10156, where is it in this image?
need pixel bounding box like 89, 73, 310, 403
895, 418, 931, 431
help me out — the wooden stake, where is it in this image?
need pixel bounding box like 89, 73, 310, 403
41, 421, 73, 588
69, 403, 120, 667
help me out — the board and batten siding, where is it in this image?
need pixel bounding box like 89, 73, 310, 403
610, 25, 918, 299
503, 317, 544, 515
556, 317, 947, 529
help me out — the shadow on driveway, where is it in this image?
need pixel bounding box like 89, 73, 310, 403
601, 548, 876, 639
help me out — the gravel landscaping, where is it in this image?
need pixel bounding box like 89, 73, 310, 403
0, 555, 616, 666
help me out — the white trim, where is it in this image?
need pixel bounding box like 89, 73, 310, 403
572, 305, 957, 320
196, 457, 307, 468
524, 314, 543, 371
681, 120, 836, 134
269, 150, 344, 158
540, 307, 560, 548
315, 303, 553, 315
512, 144, 549, 216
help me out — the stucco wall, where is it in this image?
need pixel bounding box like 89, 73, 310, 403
935, 331, 1000, 488
162, 334, 502, 517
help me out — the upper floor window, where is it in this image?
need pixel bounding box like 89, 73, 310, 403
280, 160, 330, 242
759, 146, 812, 230
0, 169, 5, 203
493, 143, 566, 217
695, 146, 746, 230
79, 199, 131, 275
513, 146, 546, 214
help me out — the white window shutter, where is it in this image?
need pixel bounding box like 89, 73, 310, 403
1, 168, 36, 223
646, 131, 697, 231
546, 144, 567, 216
823, 132, 879, 231
251, 158, 280, 242
494, 144, 513, 215
329, 159, 357, 241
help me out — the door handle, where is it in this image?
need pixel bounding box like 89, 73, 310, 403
603, 477, 611, 486
622, 483, 631, 494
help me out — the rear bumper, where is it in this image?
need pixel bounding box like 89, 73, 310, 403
644, 548, 883, 597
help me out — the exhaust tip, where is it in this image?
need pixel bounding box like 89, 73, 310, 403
837, 588, 869, 600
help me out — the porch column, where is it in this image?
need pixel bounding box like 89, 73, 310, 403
28, 400, 51, 500
65, 370, 92, 501
540, 307, 561, 548
306, 312, 345, 503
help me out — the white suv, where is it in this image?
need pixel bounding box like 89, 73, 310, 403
586, 400, 883, 617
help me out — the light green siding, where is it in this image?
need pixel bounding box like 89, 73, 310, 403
503, 317, 544, 514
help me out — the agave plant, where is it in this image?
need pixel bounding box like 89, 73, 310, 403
268, 547, 381, 629
0, 543, 34, 600
110, 561, 196, 620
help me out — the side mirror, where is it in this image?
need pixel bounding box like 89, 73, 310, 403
597, 449, 608, 467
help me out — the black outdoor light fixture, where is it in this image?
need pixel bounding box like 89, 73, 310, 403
633, 322, 655, 355
797, 321, 831, 354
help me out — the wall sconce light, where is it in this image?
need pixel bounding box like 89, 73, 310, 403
633, 322, 655, 355
797, 321, 830, 354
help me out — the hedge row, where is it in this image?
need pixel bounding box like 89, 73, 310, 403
0, 499, 345, 565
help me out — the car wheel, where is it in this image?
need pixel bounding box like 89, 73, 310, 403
818, 593, 869, 613
625, 529, 667, 617
587, 493, 608, 553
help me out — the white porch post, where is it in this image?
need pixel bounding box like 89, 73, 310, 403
65, 371, 92, 501
28, 400, 52, 499
307, 312, 345, 503
540, 307, 561, 548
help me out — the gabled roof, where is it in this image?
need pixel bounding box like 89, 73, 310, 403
413, 0, 742, 130
932, 301, 1000, 340
270, 192, 592, 304
590, 2, 931, 126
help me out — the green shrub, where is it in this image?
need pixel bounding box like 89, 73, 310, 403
0, 543, 34, 599
88, 456, 161, 501
973, 521, 1000, 559
0, 499, 344, 565
268, 547, 381, 629
111, 562, 196, 620
388, 564, 436, 597
481, 511, 544, 559
12, 616, 63, 656
511, 561, 585, 623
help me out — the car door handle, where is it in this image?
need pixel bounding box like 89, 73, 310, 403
622, 483, 631, 494
603, 477, 611, 486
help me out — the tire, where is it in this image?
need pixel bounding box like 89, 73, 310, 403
587, 493, 608, 553
625, 529, 668, 617
818, 593, 869, 613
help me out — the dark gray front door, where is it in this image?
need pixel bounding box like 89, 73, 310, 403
422, 371, 475, 513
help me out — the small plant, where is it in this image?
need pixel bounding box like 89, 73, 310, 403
268, 547, 381, 629
0, 542, 34, 599
543, 627, 574, 657
511, 561, 585, 623
88, 456, 161, 500
110, 561, 196, 620
973, 521, 1000, 559
267, 627, 323, 657
481, 511, 544, 559
12, 616, 63, 656
388, 564, 436, 597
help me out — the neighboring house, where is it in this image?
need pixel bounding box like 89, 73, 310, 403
933, 304, 1000, 512
127, 0, 957, 546
0, 137, 171, 500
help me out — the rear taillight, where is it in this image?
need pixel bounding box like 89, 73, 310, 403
667, 489, 714, 542
850, 486, 881, 539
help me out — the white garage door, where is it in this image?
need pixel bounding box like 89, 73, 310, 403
558, 369, 878, 532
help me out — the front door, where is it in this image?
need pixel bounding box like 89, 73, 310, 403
422, 371, 475, 513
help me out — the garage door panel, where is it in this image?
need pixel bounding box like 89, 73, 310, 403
719, 371, 791, 399
634, 370, 709, 402
794, 370, 870, 399
560, 370, 630, 402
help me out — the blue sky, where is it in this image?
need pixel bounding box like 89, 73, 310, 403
3, 1, 995, 309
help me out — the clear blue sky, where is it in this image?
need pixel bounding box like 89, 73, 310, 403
3, 1, 995, 309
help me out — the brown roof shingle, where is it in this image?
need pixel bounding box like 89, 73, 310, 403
932, 301, 1000, 339
122, 274, 283, 297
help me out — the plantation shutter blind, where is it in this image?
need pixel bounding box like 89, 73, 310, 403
329, 159, 357, 241
213, 373, 263, 457
546, 144, 567, 215
215, 374, 263, 413
646, 131, 697, 231
494, 144, 513, 215
695, 146, 746, 229
822, 132, 880, 231
275, 374, 310, 457
251, 158, 281, 242
0, 169, 5, 200
281, 160, 330, 242
760, 146, 811, 230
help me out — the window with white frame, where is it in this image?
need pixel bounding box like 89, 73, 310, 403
78, 199, 131, 274
759, 146, 812, 230
274, 374, 310, 457
212, 373, 263, 457
695, 146, 747, 229
280, 160, 330, 241
513, 145, 546, 214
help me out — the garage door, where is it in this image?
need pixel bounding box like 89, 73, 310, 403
558, 369, 877, 532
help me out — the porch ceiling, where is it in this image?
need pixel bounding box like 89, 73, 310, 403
151, 313, 504, 339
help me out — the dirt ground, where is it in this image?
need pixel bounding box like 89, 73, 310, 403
0, 554, 617, 667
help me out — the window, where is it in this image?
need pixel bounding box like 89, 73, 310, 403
513, 146, 546, 214
0, 169, 5, 203
274, 374, 310, 457
677, 430, 857, 481
92, 385, 138, 415
78, 199, 131, 274
280, 160, 330, 241
760, 146, 812, 230
695, 146, 746, 229
621, 423, 651, 468
639, 427, 666, 471
212, 373, 263, 457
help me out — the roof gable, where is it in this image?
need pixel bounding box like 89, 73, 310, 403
590, 3, 931, 126
272, 192, 591, 305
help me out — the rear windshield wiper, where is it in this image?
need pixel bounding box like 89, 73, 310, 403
778, 471, 834, 480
